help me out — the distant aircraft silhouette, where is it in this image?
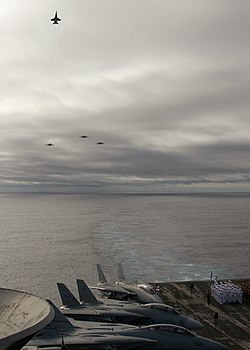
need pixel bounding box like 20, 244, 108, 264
79, 134, 88, 139
51, 11, 61, 24
46, 143, 54, 147
96, 141, 104, 145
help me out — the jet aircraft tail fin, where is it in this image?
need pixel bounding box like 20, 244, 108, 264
118, 262, 126, 281
45, 300, 76, 330
57, 283, 81, 308
77, 279, 101, 305
97, 264, 108, 283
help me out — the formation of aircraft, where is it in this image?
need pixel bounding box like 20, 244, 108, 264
45, 135, 105, 147
57, 279, 203, 330
91, 263, 165, 304
48, 13, 103, 149
27, 300, 228, 350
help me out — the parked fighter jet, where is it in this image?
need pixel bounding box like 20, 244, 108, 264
116, 262, 165, 303
90, 264, 136, 301
93, 264, 165, 304
57, 280, 203, 330
51, 11, 61, 24
27, 300, 228, 350
57, 282, 150, 326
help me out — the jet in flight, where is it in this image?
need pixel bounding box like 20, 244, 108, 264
93, 264, 165, 304
79, 134, 88, 139
96, 141, 104, 145
27, 300, 228, 350
46, 143, 54, 146
51, 11, 61, 24
57, 280, 203, 330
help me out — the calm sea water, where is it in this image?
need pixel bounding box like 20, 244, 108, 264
0, 193, 249, 305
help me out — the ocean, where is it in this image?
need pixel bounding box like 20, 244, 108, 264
0, 192, 249, 305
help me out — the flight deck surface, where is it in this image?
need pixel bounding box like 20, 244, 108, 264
159, 279, 250, 350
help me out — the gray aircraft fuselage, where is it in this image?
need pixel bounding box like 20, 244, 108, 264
115, 280, 165, 304
28, 322, 228, 350
61, 302, 203, 330
58, 281, 202, 330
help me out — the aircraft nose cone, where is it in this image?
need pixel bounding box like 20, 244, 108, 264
199, 337, 229, 350
184, 318, 204, 330
208, 340, 229, 350
153, 295, 165, 304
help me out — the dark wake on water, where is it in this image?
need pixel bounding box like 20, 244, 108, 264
0, 192, 249, 304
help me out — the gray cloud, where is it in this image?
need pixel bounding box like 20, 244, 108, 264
0, 0, 250, 192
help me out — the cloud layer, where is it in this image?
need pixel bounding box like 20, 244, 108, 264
0, 0, 250, 192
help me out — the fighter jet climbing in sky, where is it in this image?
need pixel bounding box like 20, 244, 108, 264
51, 11, 61, 24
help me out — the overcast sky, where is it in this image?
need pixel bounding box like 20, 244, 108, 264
0, 0, 250, 193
